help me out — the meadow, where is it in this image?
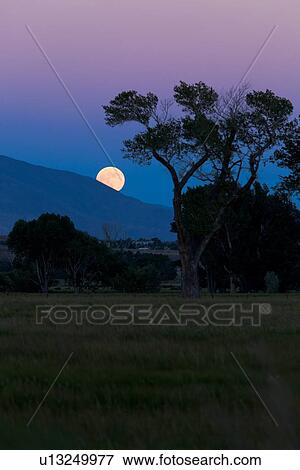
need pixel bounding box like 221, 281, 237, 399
0, 293, 299, 449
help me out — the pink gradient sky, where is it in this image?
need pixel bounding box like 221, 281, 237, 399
1, 0, 300, 204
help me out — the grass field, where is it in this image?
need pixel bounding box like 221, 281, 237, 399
0, 293, 300, 449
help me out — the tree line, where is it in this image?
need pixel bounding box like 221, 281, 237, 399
1, 178, 298, 295
0, 213, 176, 294
180, 183, 299, 293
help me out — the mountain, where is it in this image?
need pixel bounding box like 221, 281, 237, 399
0, 155, 173, 239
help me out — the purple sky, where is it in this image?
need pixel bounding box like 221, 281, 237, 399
1, 0, 300, 205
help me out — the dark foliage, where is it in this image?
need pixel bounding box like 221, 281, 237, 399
5, 214, 176, 293
181, 184, 300, 292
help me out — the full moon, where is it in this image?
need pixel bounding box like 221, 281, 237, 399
96, 166, 125, 191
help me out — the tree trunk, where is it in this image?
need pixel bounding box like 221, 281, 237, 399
173, 186, 202, 298
229, 275, 236, 294
36, 260, 49, 294
41, 277, 48, 294
73, 271, 79, 294
207, 268, 215, 297
173, 187, 201, 298
181, 251, 200, 298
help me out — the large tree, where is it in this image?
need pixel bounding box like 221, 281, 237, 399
104, 82, 296, 297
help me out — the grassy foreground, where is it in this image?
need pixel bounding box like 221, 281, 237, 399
0, 293, 300, 449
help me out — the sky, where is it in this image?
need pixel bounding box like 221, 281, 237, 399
1, 0, 300, 205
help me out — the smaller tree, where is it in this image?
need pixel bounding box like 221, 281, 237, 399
7, 214, 76, 293
65, 231, 99, 293
65, 231, 121, 292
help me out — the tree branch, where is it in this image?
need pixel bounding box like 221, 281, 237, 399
179, 154, 210, 189
151, 149, 180, 186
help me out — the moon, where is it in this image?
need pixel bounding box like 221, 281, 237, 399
96, 167, 125, 191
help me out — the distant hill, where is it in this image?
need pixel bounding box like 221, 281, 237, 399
0, 155, 173, 239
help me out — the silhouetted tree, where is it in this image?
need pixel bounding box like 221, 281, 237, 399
65, 231, 105, 292
7, 213, 76, 293
104, 82, 297, 297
